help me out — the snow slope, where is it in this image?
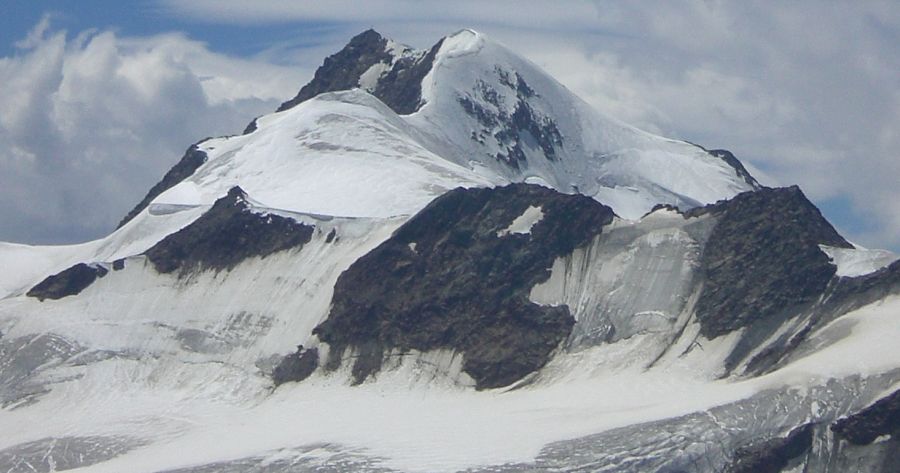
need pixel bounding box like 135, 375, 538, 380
1, 28, 897, 473
137, 29, 755, 223
155, 90, 499, 217
821, 244, 896, 277
407, 29, 756, 218
1, 245, 897, 473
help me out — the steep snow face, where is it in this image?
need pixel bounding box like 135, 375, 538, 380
154, 90, 500, 218
821, 244, 896, 277
405, 29, 756, 218
257, 28, 757, 222
530, 209, 711, 353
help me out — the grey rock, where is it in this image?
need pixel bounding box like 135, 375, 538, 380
27, 263, 108, 301
313, 183, 615, 389
144, 186, 314, 276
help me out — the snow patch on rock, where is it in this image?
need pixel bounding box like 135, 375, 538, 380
821, 244, 896, 278
497, 205, 543, 237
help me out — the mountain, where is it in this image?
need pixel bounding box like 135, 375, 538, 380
1, 29, 898, 473
116, 28, 757, 229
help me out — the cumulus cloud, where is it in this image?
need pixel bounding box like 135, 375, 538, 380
0, 17, 306, 244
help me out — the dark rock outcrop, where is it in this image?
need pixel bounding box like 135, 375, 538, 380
117, 143, 209, 228
832, 388, 900, 445
144, 186, 313, 276
27, 263, 108, 301
706, 148, 760, 189
727, 423, 814, 473
242, 118, 258, 135
277, 29, 440, 116
823, 259, 900, 315
689, 186, 852, 338
371, 39, 442, 115
277, 30, 393, 113
272, 346, 319, 386
313, 184, 615, 389
740, 251, 898, 377
460, 73, 562, 167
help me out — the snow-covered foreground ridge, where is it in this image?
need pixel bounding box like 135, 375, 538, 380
1, 29, 899, 472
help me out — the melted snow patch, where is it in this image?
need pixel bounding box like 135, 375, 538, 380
497, 206, 543, 237
820, 245, 896, 277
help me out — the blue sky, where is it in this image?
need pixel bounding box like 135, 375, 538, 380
1, 1, 898, 251
0, 1, 337, 58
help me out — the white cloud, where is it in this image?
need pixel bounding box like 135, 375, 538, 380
0, 17, 306, 243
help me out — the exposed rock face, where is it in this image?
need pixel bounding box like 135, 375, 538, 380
277, 29, 440, 115
371, 40, 442, 115
824, 259, 900, 315
741, 255, 899, 377
832, 388, 900, 445
27, 263, 108, 301
117, 143, 209, 228
313, 184, 615, 389
688, 186, 852, 338
144, 187, 313, 276
242, 118, 258, 135
277, 30, 393, 113
459, 72, 563, 167
727, 423, 814, 473
705, 148, 760, 189
272, 346, 319, 386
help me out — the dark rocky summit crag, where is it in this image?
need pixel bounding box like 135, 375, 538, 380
277, 29, 441, 115
688, 185, 852, 339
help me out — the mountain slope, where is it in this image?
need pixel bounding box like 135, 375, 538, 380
0, 28, 898, 473
118, 28, 756, 230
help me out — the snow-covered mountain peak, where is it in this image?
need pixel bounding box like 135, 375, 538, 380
128, 28, 756, 228
3, 28, 900, 473
436, 28, 485, 58
404, 30, 758, 217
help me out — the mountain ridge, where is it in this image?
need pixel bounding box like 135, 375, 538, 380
1, 28, 898, 473
118, 28, 759, 229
